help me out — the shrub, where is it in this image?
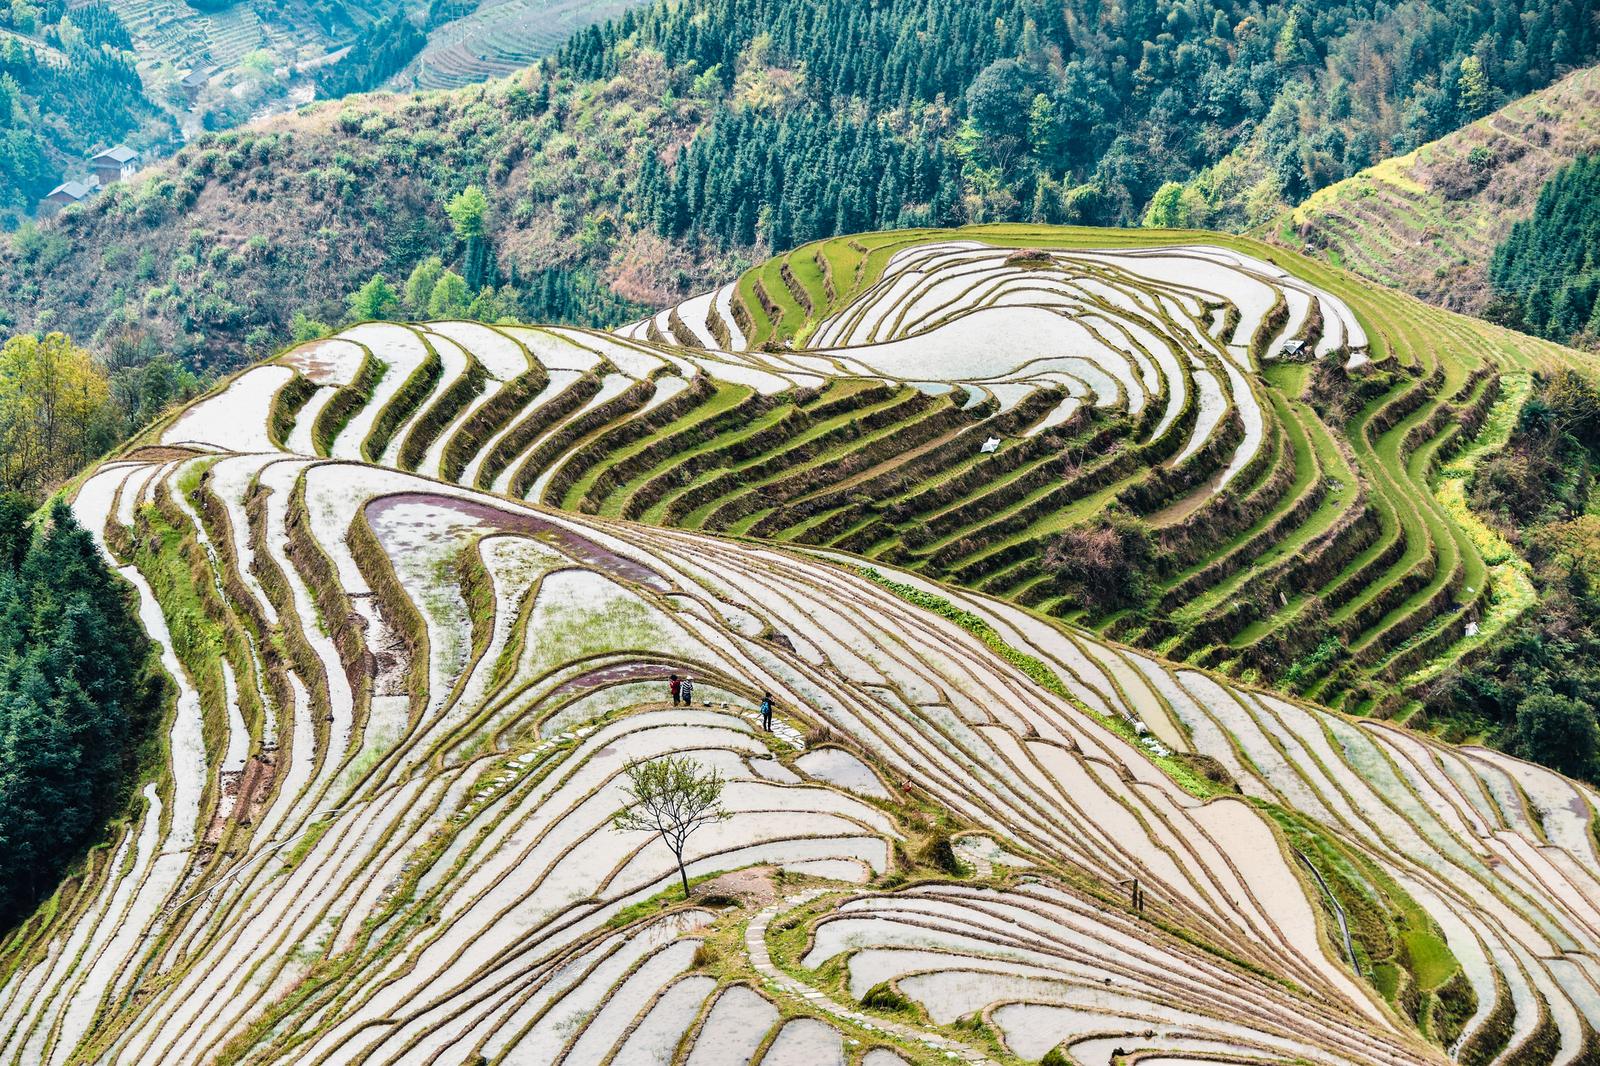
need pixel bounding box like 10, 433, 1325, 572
1043, 515, 1156, 611
860, 982, 913, 1012
919, 832, 965, 877
1516, 693, 1598, 779
1282, 634, 1345, 693
1172, 753, 1238, 792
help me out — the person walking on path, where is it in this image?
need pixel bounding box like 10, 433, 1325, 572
759, 692, 774, 732
680, 676, 695, 706
669, 673, 682, 707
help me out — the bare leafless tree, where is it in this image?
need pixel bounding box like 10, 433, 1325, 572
612, 756, 729, 898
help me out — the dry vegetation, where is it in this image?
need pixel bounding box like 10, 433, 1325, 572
1282, 65, 1600, 317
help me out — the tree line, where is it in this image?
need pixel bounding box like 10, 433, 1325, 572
316, 13, 425, 98
297, 183, 648, 337
635, 108, 965, 251
0, 330, 204, 499
0, 496, 159, 928
6, 0, 1598, 375
1489, 156, 1600, 348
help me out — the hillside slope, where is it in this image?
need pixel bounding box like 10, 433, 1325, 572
5, 309, 1600, 1061
10, 0, 1599, 359
1281, 65, 1600, 317
399, 0, 643, 90
0, 66, 703, 361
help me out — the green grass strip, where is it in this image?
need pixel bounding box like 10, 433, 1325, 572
1404, 371, 1537, 688
855, 566, 1073, 698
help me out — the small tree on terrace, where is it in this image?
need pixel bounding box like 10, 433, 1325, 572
347, 273, 399, 323
612, 756, 729, 898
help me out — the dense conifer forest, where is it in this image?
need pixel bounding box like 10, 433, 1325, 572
572, 0, 1600, 240
314, 15, 427, 100
1490, 156, 1600, 346
0, 497, 157, 928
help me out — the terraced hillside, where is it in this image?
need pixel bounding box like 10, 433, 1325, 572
104, 0, 395, 73
285, 222, 1562, 717
400, 0, 643, 90
8, 347, 1600, 1063
1281, 64, 1600, 317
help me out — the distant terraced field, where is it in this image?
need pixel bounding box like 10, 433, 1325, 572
400, 0, 644, 90
1281, 64, 1600, 316
104, 0, 394, 74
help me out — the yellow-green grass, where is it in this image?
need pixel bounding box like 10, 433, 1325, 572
565, 381, 754, 514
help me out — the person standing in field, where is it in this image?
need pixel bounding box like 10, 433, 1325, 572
669, 673, 682, 707
680, 676, 695, 706
759, 692, 774, 732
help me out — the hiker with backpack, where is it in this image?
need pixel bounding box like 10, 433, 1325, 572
759, 692, 774, 732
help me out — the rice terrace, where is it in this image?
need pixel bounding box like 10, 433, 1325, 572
3, 217, 1600, 1066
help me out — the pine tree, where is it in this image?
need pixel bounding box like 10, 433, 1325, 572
0, 503, 156, 929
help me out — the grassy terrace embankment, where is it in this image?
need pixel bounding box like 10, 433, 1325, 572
160, 225, 1572, 720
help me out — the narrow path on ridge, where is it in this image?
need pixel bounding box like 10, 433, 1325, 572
744, 890, 1000, 1065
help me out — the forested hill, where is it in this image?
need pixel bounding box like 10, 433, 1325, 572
5, 0, 1598, 366
1490, 155, 1600, 345
1280, 64, 1600, 325
0, 3, 178, 225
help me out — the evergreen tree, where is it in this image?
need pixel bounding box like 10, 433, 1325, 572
347, 274, 401, 322
446, 185, 494, 292
1517, 693, 1600, 778
427, 270, 470, 318
404, 256, 446, 316
0, 501, 156, 927
1490, 156, 1600, 346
